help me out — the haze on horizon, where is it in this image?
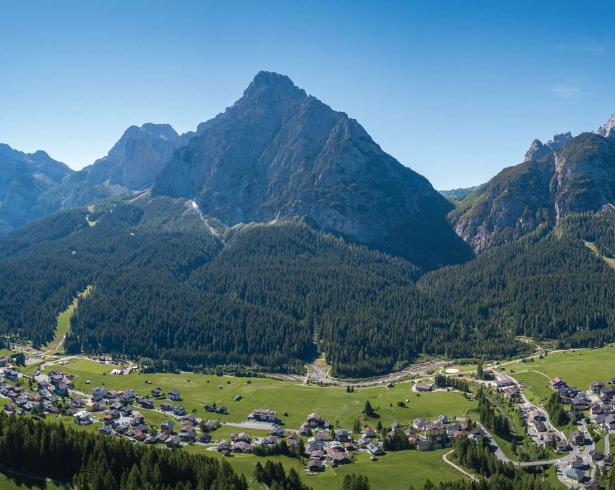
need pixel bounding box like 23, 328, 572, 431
1, 0, 614, 189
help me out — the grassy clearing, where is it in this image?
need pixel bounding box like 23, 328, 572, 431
187, 446, 464, 490
585, 241, 615, 270
44, 287, 92, 354
38, 358, 474, 430
513, 370, 553, 405
0, 472, 64, 490
508, 345, 615, 399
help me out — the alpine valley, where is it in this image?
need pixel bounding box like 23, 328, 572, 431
1, 72, 615, 378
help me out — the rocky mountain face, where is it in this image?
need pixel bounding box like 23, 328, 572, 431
451, 132, 615, 253
153, 71, 472, 267
524, 132, 573, 161
59, 123, 192, 208
0, 144, 73, 233
597, 114, 615, 139
81, 123, 189, 190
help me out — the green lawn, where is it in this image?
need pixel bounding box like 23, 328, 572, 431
187, 447, 465, 490
513, 370, 553, 405
38, 358, 475, 430
509, 345, 615, 398
44, 286, 92, 354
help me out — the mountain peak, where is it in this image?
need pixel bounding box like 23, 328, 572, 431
243, 71, 307, 100
122, 123, 179, 142
597, 114, 615, 138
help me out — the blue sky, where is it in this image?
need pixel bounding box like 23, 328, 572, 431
1, 1, 614, 189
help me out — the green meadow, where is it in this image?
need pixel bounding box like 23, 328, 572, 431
39, 358, 475, 430
44, 286, 92, 354
186, 446, 464, 490
505, 344, 615, 403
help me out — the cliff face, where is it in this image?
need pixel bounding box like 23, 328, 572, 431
0, 144, 73, 233
451, 132, 615, 253
153, 71, 471, 267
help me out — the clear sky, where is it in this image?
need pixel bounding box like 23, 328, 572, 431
1, 0, 614, 189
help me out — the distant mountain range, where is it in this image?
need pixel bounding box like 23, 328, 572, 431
1, 73, 614, 376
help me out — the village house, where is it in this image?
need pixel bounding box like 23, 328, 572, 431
570, 431, 585, 446
590, 381, 605, 394
168, 390, 181, 401
74, 410, 93, 425
247, 408, 277, 423
415, 383, 433, 392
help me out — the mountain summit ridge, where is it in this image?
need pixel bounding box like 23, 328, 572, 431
153, 71, 472, 267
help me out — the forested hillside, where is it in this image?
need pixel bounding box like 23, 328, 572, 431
1, 191, 614, 377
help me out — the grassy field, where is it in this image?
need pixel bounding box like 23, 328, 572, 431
38, 358, 475, 430
44, 286, 92, 354
506, 345, 615, 403
187, 446, 464, 490
0, 472, 64, 490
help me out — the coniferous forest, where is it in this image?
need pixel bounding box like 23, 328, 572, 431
0, 196, 614, 376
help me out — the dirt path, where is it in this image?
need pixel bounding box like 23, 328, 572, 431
442, 450, 478, 481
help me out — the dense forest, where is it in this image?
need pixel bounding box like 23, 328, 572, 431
1, 195, 615, 376
0, 413, 248, 489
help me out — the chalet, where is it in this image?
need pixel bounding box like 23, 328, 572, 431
604, 414, 615, 430
247, 408, 277, 423
179, 426, 196, 442
138, 398, 154, 409
570, 456, 585, 470
306, 412, 322, 427
201, 419, 219, 432
0, 358, 8, 367
306, 437, 324, 453
151, 387, 163, 397
4, 369, 18, 382
565, 467, 585, 484
415, 383, 433, 392
416, 437, 432, 451
271, 427, 285, 437
161, 420, 175, 433
327, 448, 350, 464
601, 386, 615, 401
132, 430, 147, 442
217, 440, 230, 452
366, 443, 384, 455
99, 425, 113, 436
199, 433, 212, 444
533, 420, 546, 432
157, 432, 170, 443
216, 406, 228, 415
173, 406, 186, 416
74, 410, 93, 425
110, 369, 123, 376
166, 435, 181, 448
570, 431, 585, 446
306, 458, 324, 472
168, 391, 181, 401
119, 406, 133, 417
334, 428, 350, 442
361, 426, 376, 438
55, 383, 69, 397
590, 450, 604, 462
550, 377, 566, 389
231, 441, 251, 453
590, 381, 605, 394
